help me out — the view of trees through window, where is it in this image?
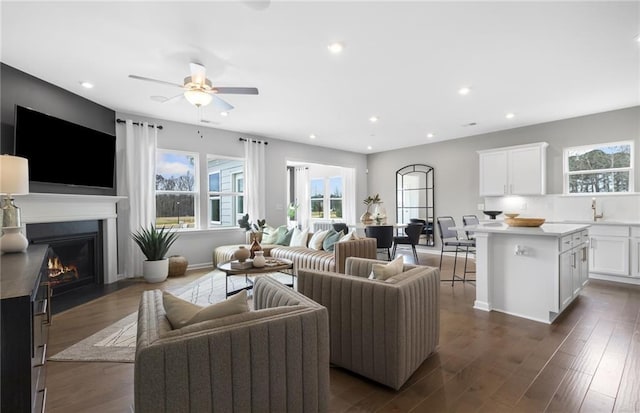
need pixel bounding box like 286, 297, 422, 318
311, 176, 343, 219
208, 157, 244, 227
565, 142, 632, 193
156, 151, 197, 228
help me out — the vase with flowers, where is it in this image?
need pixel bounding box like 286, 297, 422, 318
237, 213, 267, 257
361, 194, 382, 225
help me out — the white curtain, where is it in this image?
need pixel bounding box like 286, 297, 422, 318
117, 120, 157, 278
244, 139, 266, 221
294, 167, 310, 229
342, 167, 356, 225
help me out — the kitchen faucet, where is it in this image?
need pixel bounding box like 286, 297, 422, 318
591, 198, 604, 222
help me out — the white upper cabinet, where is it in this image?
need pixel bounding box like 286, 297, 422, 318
478, 142, 548, 196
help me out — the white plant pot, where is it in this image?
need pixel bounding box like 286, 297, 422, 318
143, 259, 169, 283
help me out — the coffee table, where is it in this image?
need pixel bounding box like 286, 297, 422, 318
216, 258, 294, 297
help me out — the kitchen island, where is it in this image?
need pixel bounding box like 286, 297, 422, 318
471, 222, 590, 324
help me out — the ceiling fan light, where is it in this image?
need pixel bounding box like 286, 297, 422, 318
184, 90, 213, 107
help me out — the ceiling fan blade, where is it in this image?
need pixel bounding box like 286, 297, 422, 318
211, 95, 234, 111
129, 75, 184, 88
189, 62, 207, 85
163, 93, 184, 104
214, 87, 259, 95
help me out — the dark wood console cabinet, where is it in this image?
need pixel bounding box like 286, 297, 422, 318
1, 244, 51, 412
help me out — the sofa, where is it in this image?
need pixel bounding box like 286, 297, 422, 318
296, 257, 440, 390
213, 234, 377, 275
135, 276, 330, 413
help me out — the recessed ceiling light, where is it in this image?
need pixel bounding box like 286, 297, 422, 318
220, 111, 229, 117
80, 81, 94, 89
505, 112, 515, 119
327, 42, 344, 54
367, 145, 373, 150
427, 133, 435, 139
369, 116, 378, 123
458, 87, 471, 95
309, 134, 316, 139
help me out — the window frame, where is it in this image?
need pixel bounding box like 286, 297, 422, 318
310, 175, 344, 221
206, 154, 245, 228
563, 140, 634, 195
155, 149, 199, 229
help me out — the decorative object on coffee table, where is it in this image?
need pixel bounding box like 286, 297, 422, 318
253, 250, 266, 267
234, 245, 251, 262
168, 255, 188, 277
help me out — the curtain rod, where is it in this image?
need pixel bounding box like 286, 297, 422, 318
239, 137, 268, 145
116, 118, 163, 130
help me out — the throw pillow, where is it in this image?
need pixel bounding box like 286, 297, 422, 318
338, 229, 359, 242
323, 229, 344, 252
163, 289, 249, 329
276, 227, 295, 246
308, 229, 330, 250
369, 256, 405, 281
289, 227, 309, 247
261, 225, 282, 244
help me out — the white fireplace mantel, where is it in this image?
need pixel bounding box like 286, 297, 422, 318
15, 193, 126, 284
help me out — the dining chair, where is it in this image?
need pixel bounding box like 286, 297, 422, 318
436, 216, 475, 286
332, 222, 349, 235
391, 223, 424, 263
364, 225, 394, 261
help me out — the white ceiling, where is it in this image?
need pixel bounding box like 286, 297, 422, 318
2, 1, 639, 154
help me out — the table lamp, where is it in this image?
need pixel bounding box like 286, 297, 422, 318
0, 154, 29, 253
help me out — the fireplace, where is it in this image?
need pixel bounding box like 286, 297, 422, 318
27, 221, 103, 295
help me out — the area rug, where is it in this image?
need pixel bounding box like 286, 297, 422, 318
48, 270, 293, 363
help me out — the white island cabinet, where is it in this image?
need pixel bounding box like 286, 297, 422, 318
471, 222, 590, 324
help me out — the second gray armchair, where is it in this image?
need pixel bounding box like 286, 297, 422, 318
297, 257, 440, 391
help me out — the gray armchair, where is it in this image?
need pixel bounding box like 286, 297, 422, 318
135, 277, 330, 412
297, 257, 440, 390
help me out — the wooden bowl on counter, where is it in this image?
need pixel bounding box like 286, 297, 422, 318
504, 213, 520, 219
505, 217, 545, 227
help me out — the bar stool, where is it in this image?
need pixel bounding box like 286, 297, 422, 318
436, 216, 475, 286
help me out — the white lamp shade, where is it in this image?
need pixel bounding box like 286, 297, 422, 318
184, 90, 213, 107
0, 155, 29, 195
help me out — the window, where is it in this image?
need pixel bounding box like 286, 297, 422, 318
310, 178, 324, 218
156, 150, 197, 228
207, 156, 245, 227
329, 176, 343, 219
310, 176, 343, 219
564, 141, 634, 194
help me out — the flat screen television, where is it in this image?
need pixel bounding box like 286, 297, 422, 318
14, 105, 116, 189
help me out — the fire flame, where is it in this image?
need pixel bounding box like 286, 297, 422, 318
48, 257, 79, 285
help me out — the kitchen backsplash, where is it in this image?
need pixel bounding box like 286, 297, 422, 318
482, 193, 640, 223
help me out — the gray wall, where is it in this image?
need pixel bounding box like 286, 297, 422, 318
366, 106, 640, 250
0, 63, 116, 195
116, 111, 368, 269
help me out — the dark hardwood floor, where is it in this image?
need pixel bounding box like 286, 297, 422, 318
45, 250, 640, 412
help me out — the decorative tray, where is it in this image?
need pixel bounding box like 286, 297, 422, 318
505, 218, 545, 227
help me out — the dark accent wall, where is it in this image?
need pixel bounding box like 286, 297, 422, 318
0, 63, 116, 195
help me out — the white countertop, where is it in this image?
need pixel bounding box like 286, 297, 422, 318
550, 220, 640, 226
468, 222, 590, 236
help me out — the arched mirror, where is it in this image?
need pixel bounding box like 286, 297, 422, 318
396, 164, 435, 246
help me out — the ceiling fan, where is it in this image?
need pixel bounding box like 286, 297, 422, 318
129, 62, 258, 112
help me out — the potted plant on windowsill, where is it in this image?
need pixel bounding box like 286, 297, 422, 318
132, 224, 180, 283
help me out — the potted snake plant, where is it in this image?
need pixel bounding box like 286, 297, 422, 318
132, 224, 179, 283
